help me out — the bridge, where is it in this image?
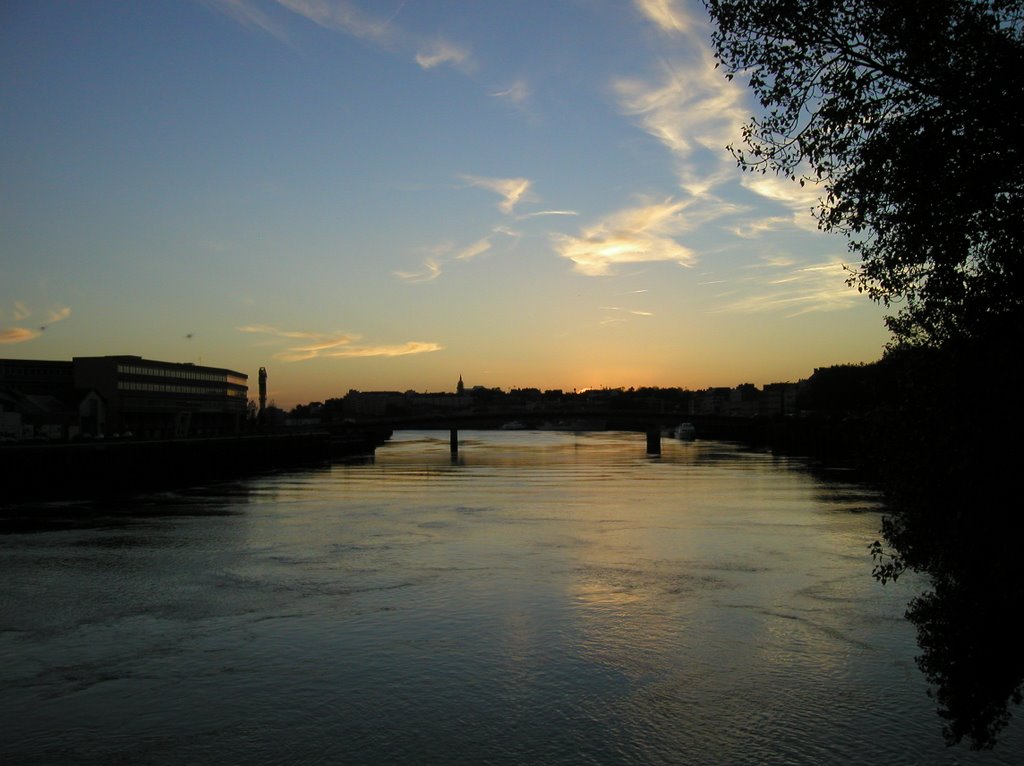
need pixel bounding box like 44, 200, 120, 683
332, 408, 712, 456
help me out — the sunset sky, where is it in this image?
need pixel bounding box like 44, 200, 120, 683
1, 0, 890, 408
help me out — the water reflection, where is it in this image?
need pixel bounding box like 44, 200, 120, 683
909, 570, 1024, 749
875, 506, 1024, 750
0, 484, 255, 535
1, 432, 1020, 764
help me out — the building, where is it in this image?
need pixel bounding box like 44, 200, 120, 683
0, 358, 75, 396
0, 356, 248, 439
1, 358, 83, 439
692, 387, 732, 416
73, 356, 248, 437
341, 390, 408, 418
760, 382, 799, 417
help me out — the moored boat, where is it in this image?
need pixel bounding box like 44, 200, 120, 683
674, 422, 696, 440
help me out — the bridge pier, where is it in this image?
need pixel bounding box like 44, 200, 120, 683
450, 428, 458, 456
646, 425, 661, 455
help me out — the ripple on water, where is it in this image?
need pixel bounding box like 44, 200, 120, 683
1, 432, 1019, 765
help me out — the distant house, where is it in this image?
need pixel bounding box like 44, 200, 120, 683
727, 383, 760, 418
693, 387, 731, 416
760, 382, 799, 417
342, 390, 408, 418
408, 392, 468, 413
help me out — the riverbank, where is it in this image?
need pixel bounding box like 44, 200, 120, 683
0, 429, 390, 503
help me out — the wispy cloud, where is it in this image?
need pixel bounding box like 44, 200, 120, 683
752, 254, 798, 269
394, 257, 443, 283
615, 0, 754, 202
416, 40, 470, 70
731, 216, 793, 238
455, 238, 492, 261
238, 323, 349, 340
491, 79, 530, 104
0, 328, 41, 344
598, 299, 655, 327
552, 198, 696, 276
615, 60, 749, 197
204, 0, 293, 43
601, 306, 655, 317
524, 210, 578, 218
395, 226, 518, 283
211, 0, 473, 71
718, 259, 860, 317
739, 175, 822, 231
491, 224, 521, 238
328, 341, 442, 358
461, 174, 534, 215
634, 0, 693, 34
238, 324, 442, 361
1, 302, 71, 342
275, 0, 399, 41
45, 307, 72, 323
630, 0, 827, 236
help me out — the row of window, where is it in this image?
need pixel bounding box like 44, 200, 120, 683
0, 366, 71, 378
116, 364, 247, 386
118, 381, 247, 397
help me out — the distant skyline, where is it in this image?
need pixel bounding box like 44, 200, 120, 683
1, 0, 889, 408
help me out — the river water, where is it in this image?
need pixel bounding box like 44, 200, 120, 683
1, 431, 1020, 764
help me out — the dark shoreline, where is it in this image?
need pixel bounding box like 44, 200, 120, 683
0, 429, 390, 505
0, 416, 873, 506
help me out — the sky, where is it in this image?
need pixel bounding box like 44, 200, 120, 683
0, 0, 891, 409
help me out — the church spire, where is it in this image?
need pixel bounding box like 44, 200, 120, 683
456, 374, 465, 395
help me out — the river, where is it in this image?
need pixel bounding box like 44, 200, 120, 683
1, 431, 1020, 764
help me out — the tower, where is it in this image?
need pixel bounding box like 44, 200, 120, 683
456, 374, 465, 395
258, 367, 267, 414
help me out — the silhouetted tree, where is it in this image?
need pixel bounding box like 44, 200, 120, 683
707, 1, 1024, 747
865, 335, 1024, 749
706, 0, 1024, 344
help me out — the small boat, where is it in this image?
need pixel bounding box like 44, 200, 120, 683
500, 420, 527, 430
674, 422, 696, 440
